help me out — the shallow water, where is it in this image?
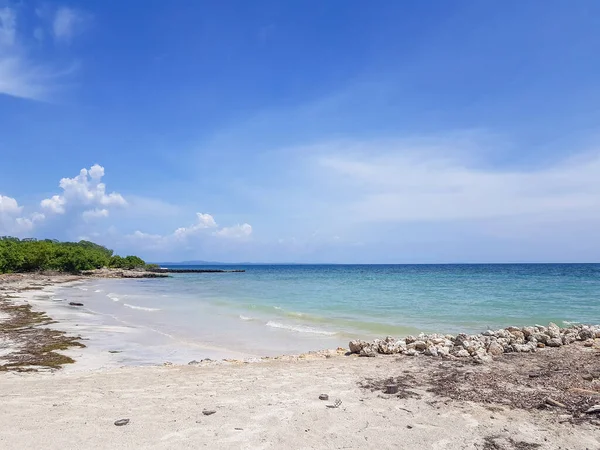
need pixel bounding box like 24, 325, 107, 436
53, 264, 600, 365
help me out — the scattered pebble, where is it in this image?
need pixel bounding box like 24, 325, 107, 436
202, 410, 216, 416
319, 394, 329, 401
114, 419, 129, 426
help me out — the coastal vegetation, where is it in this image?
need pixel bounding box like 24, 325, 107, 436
0, 237, 150, 274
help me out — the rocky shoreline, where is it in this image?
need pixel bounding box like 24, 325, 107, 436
349, 323, 600, 362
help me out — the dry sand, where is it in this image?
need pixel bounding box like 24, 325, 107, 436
1, 274, 599, 449
1, 356, 599, 449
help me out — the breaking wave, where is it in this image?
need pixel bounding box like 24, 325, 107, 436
265, 321, 336, 336
123, 303, 161, 312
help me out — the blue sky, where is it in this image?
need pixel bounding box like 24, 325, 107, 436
1, 1, 600, 263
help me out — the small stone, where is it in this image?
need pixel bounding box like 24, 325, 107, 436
114, 419, 130, 426
69, 302, 84, 307
188, 360, 200, 365
546, 337, 562, 347
582, 374, 594, 381
385, 384, 399, 394
319, 394, 329, 401
584, 340, 594, 347
202, 410, 217, 416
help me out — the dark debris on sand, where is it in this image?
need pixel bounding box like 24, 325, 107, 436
358, 343, 600, 425
0, 294, 85, 372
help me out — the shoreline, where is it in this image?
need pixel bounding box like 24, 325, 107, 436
1, 273, 600, 448
2, 272, 600, 370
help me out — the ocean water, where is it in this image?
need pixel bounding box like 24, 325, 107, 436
54, 264, 600, 365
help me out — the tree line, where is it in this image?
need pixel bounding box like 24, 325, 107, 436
0, 237, 155, 273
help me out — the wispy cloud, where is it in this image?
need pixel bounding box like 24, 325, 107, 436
52, 7, 85, 43
316, 140, 600, 223
0, 5, 84, 101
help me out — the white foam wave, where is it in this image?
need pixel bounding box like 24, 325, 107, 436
123, 303, 160, 312
77, 287, 88, 291
273, 306, 282, 310
94, 289, 103, 293
107, 293, 120, 302
239, 315, 254, 321
265, 321, 336, 336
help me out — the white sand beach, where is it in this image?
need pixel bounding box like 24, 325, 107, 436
1, 355, 599, 449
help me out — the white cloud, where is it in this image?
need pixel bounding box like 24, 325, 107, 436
0, 5, 83, 101
52, 7, 83, 43
213, 223, 252, 239
82, 208, 109, 221
123, 212, 253, 255
15, 212, 45, 231
316, 140, 600, 224
41, 164, 127, 215
40, 195, 66, 214
0, 6, 16, 47
0, 195, 44, 235
0, 194, 21, 215
174, 213, 218, 239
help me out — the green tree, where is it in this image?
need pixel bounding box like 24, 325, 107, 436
0, 237, 145, 274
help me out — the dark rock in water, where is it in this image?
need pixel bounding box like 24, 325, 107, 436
69, 302, 84, 307
202, 410, 216, 416
319, 394, 329, 401
114, 419, 129, 426
188, 360, 200, 365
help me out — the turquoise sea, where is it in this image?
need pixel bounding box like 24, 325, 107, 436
56, 264, 600, 364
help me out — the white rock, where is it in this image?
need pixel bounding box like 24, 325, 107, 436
359, 345, 378, 357
578, 328, 594, 341
349, 340, 366, 354
487, 341, 504, 356
437, 346, 450, 356
547, 322, 561, 339
414, 341, 427, 351
405, 335, 416, 344
453, 349, 470, 358
423, 346, 438, 357
522, 327, 535, 338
